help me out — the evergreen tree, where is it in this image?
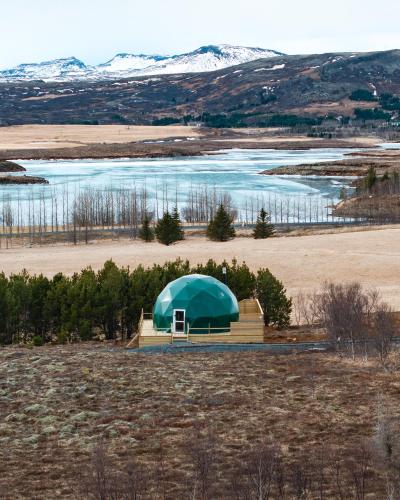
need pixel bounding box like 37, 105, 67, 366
96, 261, 125, 340
155, 209, 184, 246
381, 171, 390, 183
364, 166, 377, 191
206, 204, 236, 242
138, 216, 155, 242
172, 207, 184, 242
253, 208, 275, 239
256, 269, 292, 329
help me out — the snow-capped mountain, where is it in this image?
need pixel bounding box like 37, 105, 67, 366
98, 53, 168, 73
0, 57, 89, 81
0, 45, 283, 82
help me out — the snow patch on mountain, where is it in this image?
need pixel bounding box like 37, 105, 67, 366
98, 53, 168, 73
0, 45, 283, 82
0, 57, 88, 81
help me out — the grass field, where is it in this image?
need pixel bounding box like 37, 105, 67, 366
0, 125, 201, 150
1, 227, 400, 311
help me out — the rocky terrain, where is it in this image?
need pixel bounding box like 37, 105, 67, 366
261, 148, 400, 177
0, 50, 399, 126
0, 175, 48, 185
0, 159, 47, 184
0, 160, 25, 172
0, 159, 48, 184
1, 344, 400, 498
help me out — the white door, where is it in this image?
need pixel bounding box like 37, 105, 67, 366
173, 309, 186, 334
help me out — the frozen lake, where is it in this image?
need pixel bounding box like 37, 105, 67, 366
1, 148, 358, 224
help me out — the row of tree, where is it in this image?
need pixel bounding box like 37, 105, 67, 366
0, 182, 350, 249
0, 259, 292, 346
76, 423, 397, 500
140, 205, 275, 245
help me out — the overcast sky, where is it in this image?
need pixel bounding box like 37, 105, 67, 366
1, 0, 399, 68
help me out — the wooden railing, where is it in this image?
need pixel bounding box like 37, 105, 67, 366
188, 325, 230, 334
128, 298, 265, 348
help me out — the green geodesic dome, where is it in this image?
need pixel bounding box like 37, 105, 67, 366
153, 274, 239, 333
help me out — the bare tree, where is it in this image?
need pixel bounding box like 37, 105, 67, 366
293, 290, 321, 327
184, 425, 217, 500
371, 303, 397, 368
75, 442, 148, 500
315, 282, 379, 357
374, 400, 400, 498
347, 443, 373, 500
290, 458, 312, 499
231, 442, 284, 500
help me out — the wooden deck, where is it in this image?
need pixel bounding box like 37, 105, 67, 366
126, 299, 265, 348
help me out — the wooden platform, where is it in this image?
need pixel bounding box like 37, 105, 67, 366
126, 299, 265, 348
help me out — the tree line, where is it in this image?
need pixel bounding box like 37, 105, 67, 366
0, 259, 292, 346
0, 181, 351, 249
337, 166, 400, 222
75, 414, 400, 500
143, 204, 275, 245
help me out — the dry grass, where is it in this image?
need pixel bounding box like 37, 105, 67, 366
0, 125, 380, 154
0, 125, 201, 150
0, 344, 400, 498
1, 227, 400, 310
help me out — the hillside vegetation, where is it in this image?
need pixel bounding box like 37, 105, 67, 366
1, 50, 400, 126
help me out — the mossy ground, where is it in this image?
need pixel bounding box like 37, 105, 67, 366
0, 344, 399, 498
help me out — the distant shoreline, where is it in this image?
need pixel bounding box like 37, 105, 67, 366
0, 138, 377, 162
0, 124, 379, 161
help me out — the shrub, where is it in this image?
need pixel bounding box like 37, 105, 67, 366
57, 329, 69, 345
79, 320, 93, 341
379, 93, 400, 111
138, 216, 155, 242
255, 269, 292, 328
152, 117, 180, 126
0, 259, 291, 344
350, 89, 377, 102
354, 108, 391, 121
364, 166, 377, 191
207, 204, 236, 242
32, 335, 44, 347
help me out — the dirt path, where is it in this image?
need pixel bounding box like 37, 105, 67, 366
1, 227, 399, 309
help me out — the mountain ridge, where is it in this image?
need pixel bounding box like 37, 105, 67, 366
0, 45, 284, 82
1, 49, 399, 126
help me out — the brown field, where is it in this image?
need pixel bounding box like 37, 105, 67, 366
1, 226, 400, 310
0, 125, 201, 150
0, 344, 399, 498
0, 125, 380, 157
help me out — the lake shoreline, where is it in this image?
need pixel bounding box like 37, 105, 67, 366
261, 147, 400, 177
0, 136, 378, 162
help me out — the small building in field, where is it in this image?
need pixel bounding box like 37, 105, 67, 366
127, 274, 264, 348
153, 274, 239, 334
